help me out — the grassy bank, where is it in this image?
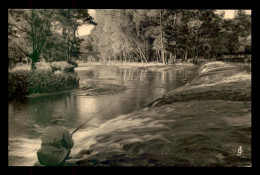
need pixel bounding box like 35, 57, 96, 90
76, 61, 197, 72
8, 61, 79, 101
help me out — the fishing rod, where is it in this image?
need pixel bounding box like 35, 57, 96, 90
70, 103, 111, 136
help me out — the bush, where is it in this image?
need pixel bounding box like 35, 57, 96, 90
50, 61, 76, 72
8, 69, 30, 100
9, 63, 31, 72
28, 71, 78, 93
8, 62, 79, 101
35, 61, 52, 73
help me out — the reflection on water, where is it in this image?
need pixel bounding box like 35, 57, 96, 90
8, 65, 197, 166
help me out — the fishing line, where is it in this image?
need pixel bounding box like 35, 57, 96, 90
70, 103, 112, 136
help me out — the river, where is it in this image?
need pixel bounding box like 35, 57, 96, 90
8, 65, 198, 166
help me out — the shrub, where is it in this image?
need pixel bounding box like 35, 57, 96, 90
35, 61, 52, 73
8, 62, 79, 101
9, 63, 31, 72
50, 61, 77, 72
8, 68, 30, 100
28, 71, 78, 93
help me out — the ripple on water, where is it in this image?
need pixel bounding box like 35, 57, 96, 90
9, 138, 41, 166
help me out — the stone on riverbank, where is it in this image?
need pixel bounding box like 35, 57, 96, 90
69, 99, 251, 167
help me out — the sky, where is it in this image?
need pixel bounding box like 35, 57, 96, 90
218, 9, 251, 18
77, 9, 251, 36
77, 9, 96, 36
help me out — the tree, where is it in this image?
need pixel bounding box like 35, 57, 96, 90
9, 9, 54, 69
86, 9, 249, 64
8, 9, 96, 68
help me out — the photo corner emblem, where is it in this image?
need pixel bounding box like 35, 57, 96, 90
237, 146, 243, 156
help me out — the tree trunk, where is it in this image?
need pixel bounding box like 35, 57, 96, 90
185, 48, 188, 62
72, 29, 76, 60
193, 46, 195, 58
30, 51, 40, 70
165, 52, 168, 64
31, 60, 36, 70
160, 9, 166, 65
163, 52, 166, 64
31, 57, 38, 70
156, 50, 160, 62
124, 52, 126, 63
120, 35, 127, 63
119, 23, 144, 62
67, 39, 70, 62
132, 35, 148, 63
169, 52, 173, 63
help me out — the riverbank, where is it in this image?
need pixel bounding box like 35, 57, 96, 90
76, 61, 197, 72
8, 61, 79, 101
67, 61, 251, 167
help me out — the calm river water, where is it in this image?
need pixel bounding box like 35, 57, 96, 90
8, 65, 198, 166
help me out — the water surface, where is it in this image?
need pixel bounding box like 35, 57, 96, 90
8, 65, 198, 166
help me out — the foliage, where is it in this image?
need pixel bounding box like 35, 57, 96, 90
8, 9, 97, 100
27, 71, 78, 94
8, 9, 54, 68
50, 61, 76, 72
8, 63, 78, 100
8, 69, 30, 100
8, 9, 96, 69
89, 10, 251, 64
35, 61, 53, 73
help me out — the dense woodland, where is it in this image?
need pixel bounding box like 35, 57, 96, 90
8, 9, 251, 68
82, 9, 251, 64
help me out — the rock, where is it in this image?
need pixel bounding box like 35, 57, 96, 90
82, 87, 92, 90
33, 161, 44, 166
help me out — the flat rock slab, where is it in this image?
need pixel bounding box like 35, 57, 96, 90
72, 100, 250, 167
